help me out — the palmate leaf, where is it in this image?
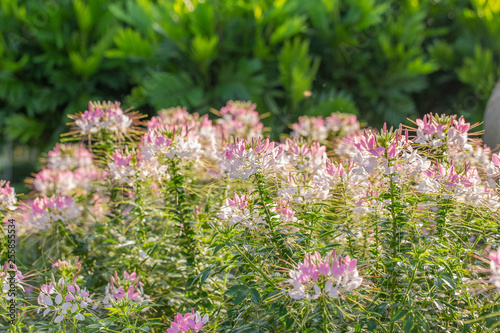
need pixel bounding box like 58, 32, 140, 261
343, 0, 389, 30
190, 34, 218, 68
69, 51, 103, 78
4, 114, 44, 143
278, 38, 320, 108
304, 89, 359, 116
215, 58, 266, 102
138, 71, 204, 110
73, 0, 93, 33
108, 0, 154, 35
269, 15, 307, 45
107, 27, 153, 58
457, 44, 497, 93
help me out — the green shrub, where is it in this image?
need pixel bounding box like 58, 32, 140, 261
0, 0, 499, 149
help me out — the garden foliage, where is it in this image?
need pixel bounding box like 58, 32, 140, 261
1, 0, 499, 149
1, 100, 500, 332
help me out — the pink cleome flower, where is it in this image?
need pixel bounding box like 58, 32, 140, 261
0, 180, 17, 211
166, 309, 209, 333
287, 250, 363, 300
74, 101, 132, 135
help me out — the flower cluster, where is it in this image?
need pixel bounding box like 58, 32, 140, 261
216, 100, 263, 139
220, 138, 286, 179
290, 113, 360, 141
51, 257, 82, 278
0, 180, 17, 211
486, 153, 500, 189
11, 99, 500, 331
216, 192, 264, 229
102, 271, 150, 310
489, 247, 500, 291
166, 309, 209, 333
272, 199, 301, 232
27, 196, 81, 230
141, 128, 203, 162
47, 144, 94, 171
414, 113, 472, 150
280, 139, 327, 174
37, 275, 92, 323
278, 173, 330, 204
108, 150, 136, 187
150, 107, 219, 157
33, 165, 105, 197
287, 250, 362, 300
1, 262, 24, 300
73, 101, 132, 135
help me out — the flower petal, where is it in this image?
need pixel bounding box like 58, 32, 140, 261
43, 295, 53, 306
61, 302, 72, 311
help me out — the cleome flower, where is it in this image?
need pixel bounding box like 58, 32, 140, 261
166, 309, 209, 333
141, 127, 203, 162
0, 180, 17, 211
148, 107, 219, 159
278, 173, 330, 204
26, 195, 81, 230
47, 144, 94, 171
485, 153, 500, 189
280, 139, 327, 175
37, 274, 92, 323
73, 101, 132, 136
216, 191, 265, 229
413, 113, 472, 150
290, 113, 360, 141
102, 271, 150, 311
51, 257, 82, 278
270, 199, 302, 233
325, 113, 360, 135
1, 262, 24, 301
216, 100, 264, 140
489, 247, 500, 291
220, 137, 287, 180
108, 149, 136, 187
291, 116, 329, 141
287, 250, 363, 301
32, 167, 106, 197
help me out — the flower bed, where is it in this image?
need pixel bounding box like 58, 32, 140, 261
1, 100, 500, 332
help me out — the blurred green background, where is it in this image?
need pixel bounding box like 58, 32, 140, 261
1, 0, 499, 192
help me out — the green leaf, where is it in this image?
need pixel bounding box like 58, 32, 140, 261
190, 34, 218, 68
5, 114, 44, 143
74, 0, 93, 33
269, 15, 307, 45
233, 289, 249, 306
367, 318, 377, 331
407, 57, 438, 75
107, 27, 153, 58
225, 284, 249, 295
68, 51, 103, 78
278, 37, 320, 108
140, 72, 204, 110
391, 309, 408, 322
216, 58, 266, 101
403, 314, 414, 333
225, 285, 250, 306
249, 288, 260, 305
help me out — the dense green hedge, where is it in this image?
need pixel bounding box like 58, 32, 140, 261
1, 0, 499, 149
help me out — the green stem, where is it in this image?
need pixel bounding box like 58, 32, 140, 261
388, 174, 399, 333
233, 244, 275, 287
169, 159, 197, 266
254, 173, 291, 260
